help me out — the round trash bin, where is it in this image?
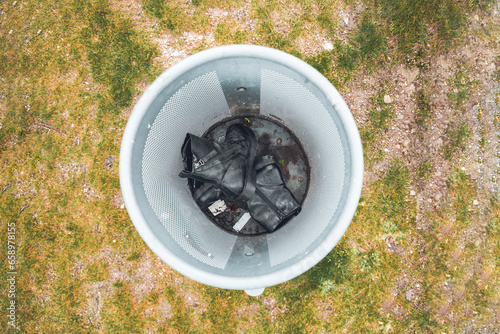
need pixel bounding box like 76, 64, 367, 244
119, 44, 363, 295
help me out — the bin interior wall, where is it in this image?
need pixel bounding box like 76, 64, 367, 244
133, 57, 351, 279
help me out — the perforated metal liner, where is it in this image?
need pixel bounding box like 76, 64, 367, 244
260, 69, 345, 266
120, 45, 363, 293
142, 71, 236, 269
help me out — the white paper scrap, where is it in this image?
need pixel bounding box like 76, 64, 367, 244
208, 200, 227, 216
233, 212, 251, 232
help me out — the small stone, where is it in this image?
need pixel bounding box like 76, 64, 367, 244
322, 41, 334, 51
383, 95, 392, 104
405, 289, 415, 301
396, 144, 400, 149
104, 156, 114, 168
474, 14, 479, 20
403, 139, 410, 147
427, 198, 433, 203
410, 190, 416, 196
473, 200, 479, 206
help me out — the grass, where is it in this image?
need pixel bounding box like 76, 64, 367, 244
1, 0, 499, 332
368, 84, 394, 130
418, 171, 499, 332
101, 282, 146, 332
358, 83, 395, 166
416, 87, 433, 128
373, 0, 485, 57
78, 0, 159, 113
253, 4, 304, 58
443, 122, 472, 160
448, 63, 479, 111
417, 157, 433, 179
143, 0, 210, 34
315, 0, 339, 37
305, 10, 388, 90
351, 13, 388, 67
214, 22, 249, 44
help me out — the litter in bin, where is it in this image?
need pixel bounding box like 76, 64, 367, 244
208, 199, 227, 216
179, 120, 303, 233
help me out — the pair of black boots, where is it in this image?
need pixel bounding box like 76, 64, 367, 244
179, 123, 301, 232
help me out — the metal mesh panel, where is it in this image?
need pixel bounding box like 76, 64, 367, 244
260, 69, 345, 266
141, 71, 236, 269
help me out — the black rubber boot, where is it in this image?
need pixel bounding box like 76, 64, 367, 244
179, 123, 257, 204
245, 155, 302, 232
